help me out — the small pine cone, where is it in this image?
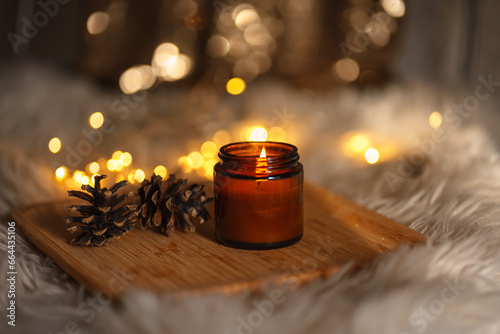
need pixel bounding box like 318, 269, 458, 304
134, 174, 213, 236
64, 175, 136, 246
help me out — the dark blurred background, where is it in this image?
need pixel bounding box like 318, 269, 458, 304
1, 0, 499, 188
2, 0, 499, 92
0, 0, 408, 92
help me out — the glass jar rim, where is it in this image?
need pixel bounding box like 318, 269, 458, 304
216, 142, 301, 178
219, 141, 298, 161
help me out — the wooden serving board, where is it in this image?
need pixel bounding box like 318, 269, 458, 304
12, 182, 425, 299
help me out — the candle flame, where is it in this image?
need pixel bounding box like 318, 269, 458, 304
260, 147, 266, 158
257, 147, 268, 175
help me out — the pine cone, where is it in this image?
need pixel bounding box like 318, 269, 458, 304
134, 174, 212, 236
64, 175, 136, 246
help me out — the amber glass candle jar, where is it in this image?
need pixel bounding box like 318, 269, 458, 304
214, 142, 304, 250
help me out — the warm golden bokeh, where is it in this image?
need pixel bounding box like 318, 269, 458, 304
429, 111, 443, 130
48, 137, 61, 154
226, 77, 246, 95
89, 112, 104, 129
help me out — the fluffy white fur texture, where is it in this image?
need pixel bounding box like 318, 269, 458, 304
1, 64, 500, 334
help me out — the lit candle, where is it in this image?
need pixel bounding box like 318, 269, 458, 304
214, 142, 304, 250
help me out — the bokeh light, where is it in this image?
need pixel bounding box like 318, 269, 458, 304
248, 127, 268, 141
119, 67, 143, 94
48, 137, 61, 153
114, 160, 124, 171
206, 35, 231, 58
235, 9, 260, 30
187, 152, 203, 168
201, 141, 218, 158
244, 24, 271, 46
151, 43, 193, 82
55, 167, 67, 181
334, 58, 360, 82
163, 54, 193, 81
120, 152, 133, 166
366, 20, 390, 47
107, 159, 116, 171
204, 159, 217, 173
112, 151, 123, 160
128, 172, 135, 184
213, 130, 231, 146
178, 156, 192, 173
73, 170, 84, 183
137, 65, 156, 90
429, 111, 443, 130
268, 127, 286, 142
89, 174, 99, 186
88, 162, 100, 174
380, 0, 406, 18
134, 169, 146, 183
81, 175, 90, 185
89, 112, 104, 129
86, 12, 110, 35
365, 148, 380, 164
153, 43, 179, 65
226, 78, 246, 95
346, 134, 370, 153
154, 165, 168, 178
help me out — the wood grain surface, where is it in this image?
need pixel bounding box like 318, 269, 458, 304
11, 182, 425, 299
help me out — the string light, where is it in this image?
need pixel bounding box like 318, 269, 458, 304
89, 112, 104, 129
48, 137, 61, 153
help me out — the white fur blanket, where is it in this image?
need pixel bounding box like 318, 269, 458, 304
1, 64, 500, 334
